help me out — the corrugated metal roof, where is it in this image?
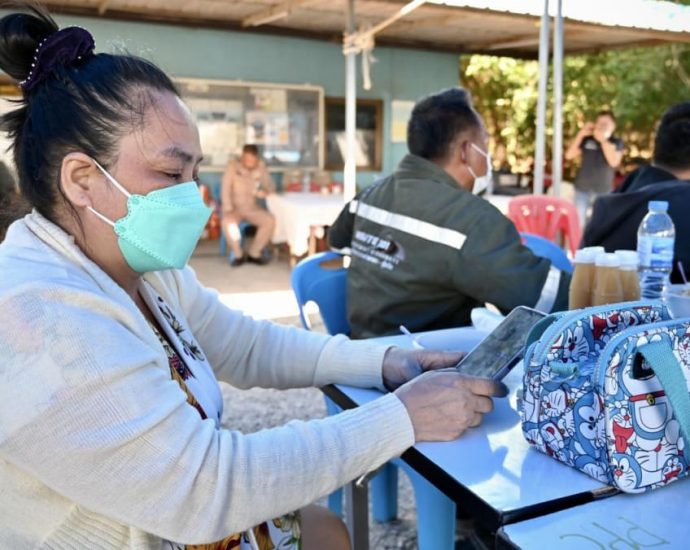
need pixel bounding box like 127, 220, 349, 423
44, 0, 690, 57
432, 0, 690, 33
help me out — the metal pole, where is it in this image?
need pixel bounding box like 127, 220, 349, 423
552, 0, 564, 197
344, 0, 357, 201
345, 480, 369, 550
534, 0, 550, 196
366, 0, 426, 36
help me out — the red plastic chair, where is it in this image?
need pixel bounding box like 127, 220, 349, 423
284, 181, 303, 192
507, 195, 582, 256
283, 169, 321, 192
283, 169, 303, 192
283, 181, 321, 193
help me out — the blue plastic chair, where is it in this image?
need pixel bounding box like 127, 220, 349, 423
291, 251, 350, 334
219, 220, 272, 263
290, 252, 456, 550
520, 232, 574, 274
218, 196, 271, 261
219, 220, 252, 259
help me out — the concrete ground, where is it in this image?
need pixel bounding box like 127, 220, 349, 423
189, 239, 423, 549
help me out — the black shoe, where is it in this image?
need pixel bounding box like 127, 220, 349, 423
229, 255, 245, 267
246, 254, 269, 266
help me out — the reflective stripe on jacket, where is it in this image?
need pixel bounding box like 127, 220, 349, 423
328, 154, 570, 338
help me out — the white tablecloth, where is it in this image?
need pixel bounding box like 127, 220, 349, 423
264, 192, 510, 257
266, 192, 346, 256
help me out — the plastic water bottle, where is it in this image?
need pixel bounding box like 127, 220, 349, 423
637, 201, 675, 299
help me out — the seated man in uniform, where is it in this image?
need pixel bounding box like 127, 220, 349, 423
221, 144, 276, 266
328, 87, 570, 339
583, 101, 690, 282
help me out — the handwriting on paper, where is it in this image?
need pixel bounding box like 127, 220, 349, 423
558, 517, 669, 549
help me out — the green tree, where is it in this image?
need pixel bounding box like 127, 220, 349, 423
461, 42, 690, 179
460, 55, 539, 173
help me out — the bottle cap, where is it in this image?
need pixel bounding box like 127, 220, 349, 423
615, 250, 639, 269
582, 246, 605, 257
595, 252, 621, 268
574, 249, 595, 263
575, 246, 605, 263
649, 200, 669, 212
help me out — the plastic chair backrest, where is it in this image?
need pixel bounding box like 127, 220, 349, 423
291, 251, 350, 335
508, 195, 582, 256
520, 232, 573, 274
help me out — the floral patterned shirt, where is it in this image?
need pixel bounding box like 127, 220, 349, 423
147, 290, 302, 550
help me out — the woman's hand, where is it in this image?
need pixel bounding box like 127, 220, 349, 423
381, 346, 465, 391
394, 371, 509, 442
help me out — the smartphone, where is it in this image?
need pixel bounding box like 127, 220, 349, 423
455, 306, 547, 380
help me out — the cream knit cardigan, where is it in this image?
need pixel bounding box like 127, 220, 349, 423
0, 212, 415, 549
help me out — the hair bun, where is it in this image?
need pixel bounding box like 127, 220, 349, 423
0, 7, 58, 86
20, 26, 95, 92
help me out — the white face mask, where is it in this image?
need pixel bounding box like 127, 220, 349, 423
467, 143, 493, 196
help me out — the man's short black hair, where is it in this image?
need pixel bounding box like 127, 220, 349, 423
597, 110, 616, 123
407, 88, 482, 160
653, 101, 690, 172
242, 144, 260, 157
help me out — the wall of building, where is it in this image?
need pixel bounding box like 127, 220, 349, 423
22, 13, 460, 189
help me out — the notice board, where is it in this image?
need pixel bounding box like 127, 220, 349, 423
175, 78, 324, 172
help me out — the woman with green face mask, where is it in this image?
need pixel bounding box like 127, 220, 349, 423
0, 6, 507, 549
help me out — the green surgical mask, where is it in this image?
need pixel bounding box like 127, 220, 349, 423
88, 161, 212, 273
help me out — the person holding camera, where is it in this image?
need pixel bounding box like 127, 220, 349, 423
565, 111, 624, 224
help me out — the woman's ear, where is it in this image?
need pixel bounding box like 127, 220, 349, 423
60, 152, 99, 208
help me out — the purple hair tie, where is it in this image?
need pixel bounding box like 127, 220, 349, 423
19, 26, 95, 93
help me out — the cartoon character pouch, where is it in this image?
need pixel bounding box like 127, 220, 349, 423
520, 300, 690, 492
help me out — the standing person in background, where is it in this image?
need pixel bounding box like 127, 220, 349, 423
221, 144, 276, 266
582, 101, 690, 283
565, 111, 624, 225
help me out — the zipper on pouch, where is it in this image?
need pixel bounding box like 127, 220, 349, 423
531, 301, 664, 366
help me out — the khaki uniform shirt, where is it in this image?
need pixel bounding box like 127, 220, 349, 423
221, 159, 275, 214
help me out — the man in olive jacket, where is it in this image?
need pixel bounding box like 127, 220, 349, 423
329, 88, 570, 338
